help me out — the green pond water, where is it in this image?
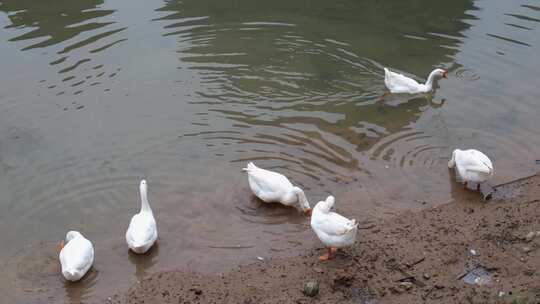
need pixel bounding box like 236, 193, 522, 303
0, 0, 539, 302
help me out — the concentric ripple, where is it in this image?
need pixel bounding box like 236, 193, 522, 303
1, 0, 540, 302
155, 0, 472, 193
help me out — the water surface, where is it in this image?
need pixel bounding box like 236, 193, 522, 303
0, 0, 539, 302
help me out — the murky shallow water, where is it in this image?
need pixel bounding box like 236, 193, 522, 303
0, 0, 539, 302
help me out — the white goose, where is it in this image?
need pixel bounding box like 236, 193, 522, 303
448, 149, 494, 190
243, 162, 311, 215
384, 67, 448, 94
59, 231, 94, 282
310, 196, 358, 261
126, 180, 158, 254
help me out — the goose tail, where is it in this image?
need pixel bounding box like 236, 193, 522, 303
448, 149, 457, 168
346, 219, 358, 232
130, 242, 149, 254
242, 162, 257, 172
484, 162, 494, 176
383, 67, 390, 79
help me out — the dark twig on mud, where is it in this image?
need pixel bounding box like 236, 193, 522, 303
406, 257, 425, 268
456, 271, 468, 280
493, 173, 538, 189
394, 272, 426, 287
389, 262, 426, 287
358, 224, 376, 230
396, 276, 415, 283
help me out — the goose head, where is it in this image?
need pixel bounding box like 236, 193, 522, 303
425, 69, 448, 91
65, 231, 83, 242
292, 187, 311, 216
140, 179, 147, 194
432, 68, 448, 79
314, 195, 335, 214
139, 179, 153, 213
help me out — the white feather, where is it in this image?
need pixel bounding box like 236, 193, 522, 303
126, 180, 158, 254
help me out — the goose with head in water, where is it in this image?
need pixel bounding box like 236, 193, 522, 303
448, 149, 494, 190
126, 180, 158, 254
243, 162, 311, 215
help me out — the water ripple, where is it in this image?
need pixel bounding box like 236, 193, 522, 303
0, 0, 127, 96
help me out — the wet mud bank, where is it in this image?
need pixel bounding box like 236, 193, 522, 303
106, 174, 540, 304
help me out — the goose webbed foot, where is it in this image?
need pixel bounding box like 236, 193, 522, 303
319, 247, 338, 261
378, 91, 391, 103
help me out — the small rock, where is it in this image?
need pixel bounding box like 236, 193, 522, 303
189, 288, 203, 295
399, 282, 413, 291
256, 256, 264, 261
313, 267, 324, 273
522, 246, 532, 253
525, 231, 535, 242
423, 273, 431, 280
303, 281, 319, 297
470, 249, 477, 256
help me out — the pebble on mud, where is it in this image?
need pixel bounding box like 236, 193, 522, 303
303, 281, 319, 297
525, 231, 535, 242
399, 282, 413, 291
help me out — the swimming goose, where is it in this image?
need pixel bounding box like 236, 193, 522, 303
126, 180, 158, 254
59, 231, 94, 282
243, 162, 311, 215
384, 67, 447, 94
310, 196, 358, 261
448, 149, 494, 190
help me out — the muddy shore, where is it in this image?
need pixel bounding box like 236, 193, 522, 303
106, 175, 540, 304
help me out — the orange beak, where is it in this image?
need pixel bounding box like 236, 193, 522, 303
442, 70, 448, 79
303, 208, 312, 217
57, 240, 65, 252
